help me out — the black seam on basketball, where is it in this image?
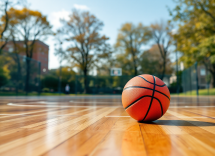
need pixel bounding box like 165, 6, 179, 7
141, 76, 156, 121
125, 95, 164, 116
137, 75, 166, 87
123, 86, 170, 100
153, 97, 163, 115
124, 95, 153, 110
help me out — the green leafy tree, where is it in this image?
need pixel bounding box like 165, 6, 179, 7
139, 44, 173, 76
0, 54, 11, 87
60, 9, 111, 93
41, 67, 76, 93
0, 0, 10, 54
115, 23, 151, 75
170, 0, 215, 87
114, 52, 134, 75
149, 20, 173, 80
6, 7, 52, 94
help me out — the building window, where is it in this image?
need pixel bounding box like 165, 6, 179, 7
43, 68, 46, 72
200, 68, 206, 76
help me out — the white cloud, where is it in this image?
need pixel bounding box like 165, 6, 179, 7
49, 9, 70, 29
73, 4, 89, 10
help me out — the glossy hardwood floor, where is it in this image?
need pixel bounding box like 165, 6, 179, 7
0, 95, 215, 156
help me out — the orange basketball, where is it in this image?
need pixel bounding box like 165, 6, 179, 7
122, 74, 170, 122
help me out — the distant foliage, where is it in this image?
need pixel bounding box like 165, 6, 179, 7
115, 23, 151, 76
139, 44, 173, 75
170, 0, 215, 87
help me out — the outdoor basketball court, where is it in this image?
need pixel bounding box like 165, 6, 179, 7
1, 95, 215, 156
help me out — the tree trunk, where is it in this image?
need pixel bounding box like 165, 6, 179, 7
12, 38, 21, 95
134, 63, 137, 76
14, 53, 21, 95
25, 58, 31, 95
211, 63, 215, 88
161, 58, 166, 80
58, 65, 62, 94
131, 52, 137, 76
211, 73, 215, 88
83, 68, 88, 94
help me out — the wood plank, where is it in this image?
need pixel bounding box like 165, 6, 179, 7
0, 96, 215, 156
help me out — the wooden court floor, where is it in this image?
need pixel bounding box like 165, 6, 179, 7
0, 95, 215, 156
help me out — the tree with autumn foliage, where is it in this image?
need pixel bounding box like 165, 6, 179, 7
0, 0, 10, 54
139, 44, 173, 76
59, 9, 111, 93
149, 20, 173, 80
170, 0, 215, 87
6, 7, 52, 94
115, 23, 151, 76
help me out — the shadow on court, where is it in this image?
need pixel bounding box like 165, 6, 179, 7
141, 120, 215, 126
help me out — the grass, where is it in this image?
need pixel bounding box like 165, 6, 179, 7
171, 88, 215, 96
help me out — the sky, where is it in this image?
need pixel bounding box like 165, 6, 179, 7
27, 0, 176, 69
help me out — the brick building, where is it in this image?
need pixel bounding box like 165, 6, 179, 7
4, 40, 49, 74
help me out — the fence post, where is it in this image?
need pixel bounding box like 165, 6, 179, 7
75, 75, 77, 96
195, 62, 199, 96
176, 50, 179, 97
58, 65, 62, 95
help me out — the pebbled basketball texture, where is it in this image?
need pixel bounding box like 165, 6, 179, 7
122, 74, 170, 122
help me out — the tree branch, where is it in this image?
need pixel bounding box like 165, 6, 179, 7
197, 1, 215, 23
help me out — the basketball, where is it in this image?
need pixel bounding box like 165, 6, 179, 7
122, 74, 170, 122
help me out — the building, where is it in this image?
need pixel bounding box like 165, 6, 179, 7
4, 40, 49, 75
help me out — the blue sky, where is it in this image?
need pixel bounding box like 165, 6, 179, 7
27, 0, 176, 69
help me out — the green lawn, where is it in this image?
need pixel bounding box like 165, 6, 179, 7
171, 88, 215, 96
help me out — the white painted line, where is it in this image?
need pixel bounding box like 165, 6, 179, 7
0, 108, 57, 118
69, 100, 121, 104
7, 103, 72, 108
7, 103, 119, 108
174, 116, 214, 118
38, 101, 60, 104
105, 116, 130, 117
0, 114, 29, 116
0, 114, 80, 116
170, 101, 214, 104
104, 116, 214, 118
169, 106, 215, 108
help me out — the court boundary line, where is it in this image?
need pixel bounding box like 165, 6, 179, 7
7, 103, 120, 108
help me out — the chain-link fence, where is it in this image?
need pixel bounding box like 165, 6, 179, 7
182, 62, 214, 96
0, 52, 41, 95
182, 63, 198, 95
72, 74, 172, 95
0, 52, 177, 95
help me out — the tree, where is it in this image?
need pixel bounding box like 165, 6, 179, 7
0, 0, 10, 54
6, 7, 52, 94
60, 9, 111, 93
139, 44, 173, 76
115, 23, 151, 76
150, 20, 173, 80
113, 52, 134, 75
41, 67, 76, 93
0, 55, 10, 87
170, 0, 215, 87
